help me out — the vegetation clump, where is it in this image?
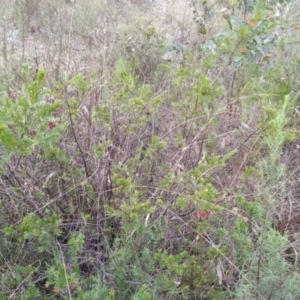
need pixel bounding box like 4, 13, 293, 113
0, 0, 300, 299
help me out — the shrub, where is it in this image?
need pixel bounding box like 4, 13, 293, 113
1, 0, 300, 299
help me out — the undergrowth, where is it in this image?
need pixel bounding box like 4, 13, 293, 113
0, 0, 300, 299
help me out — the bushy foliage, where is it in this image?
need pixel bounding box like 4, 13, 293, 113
0, 0, 300, 299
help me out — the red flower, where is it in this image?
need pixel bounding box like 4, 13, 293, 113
48, 122, 56, 129
29, 130, 37, 136
196, 210, 211, 220
67, 264, 74, 272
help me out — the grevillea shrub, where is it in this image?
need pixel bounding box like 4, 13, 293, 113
1, 0, 300, 299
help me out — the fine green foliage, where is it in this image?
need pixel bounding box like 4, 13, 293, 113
1, 0, 300, 299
